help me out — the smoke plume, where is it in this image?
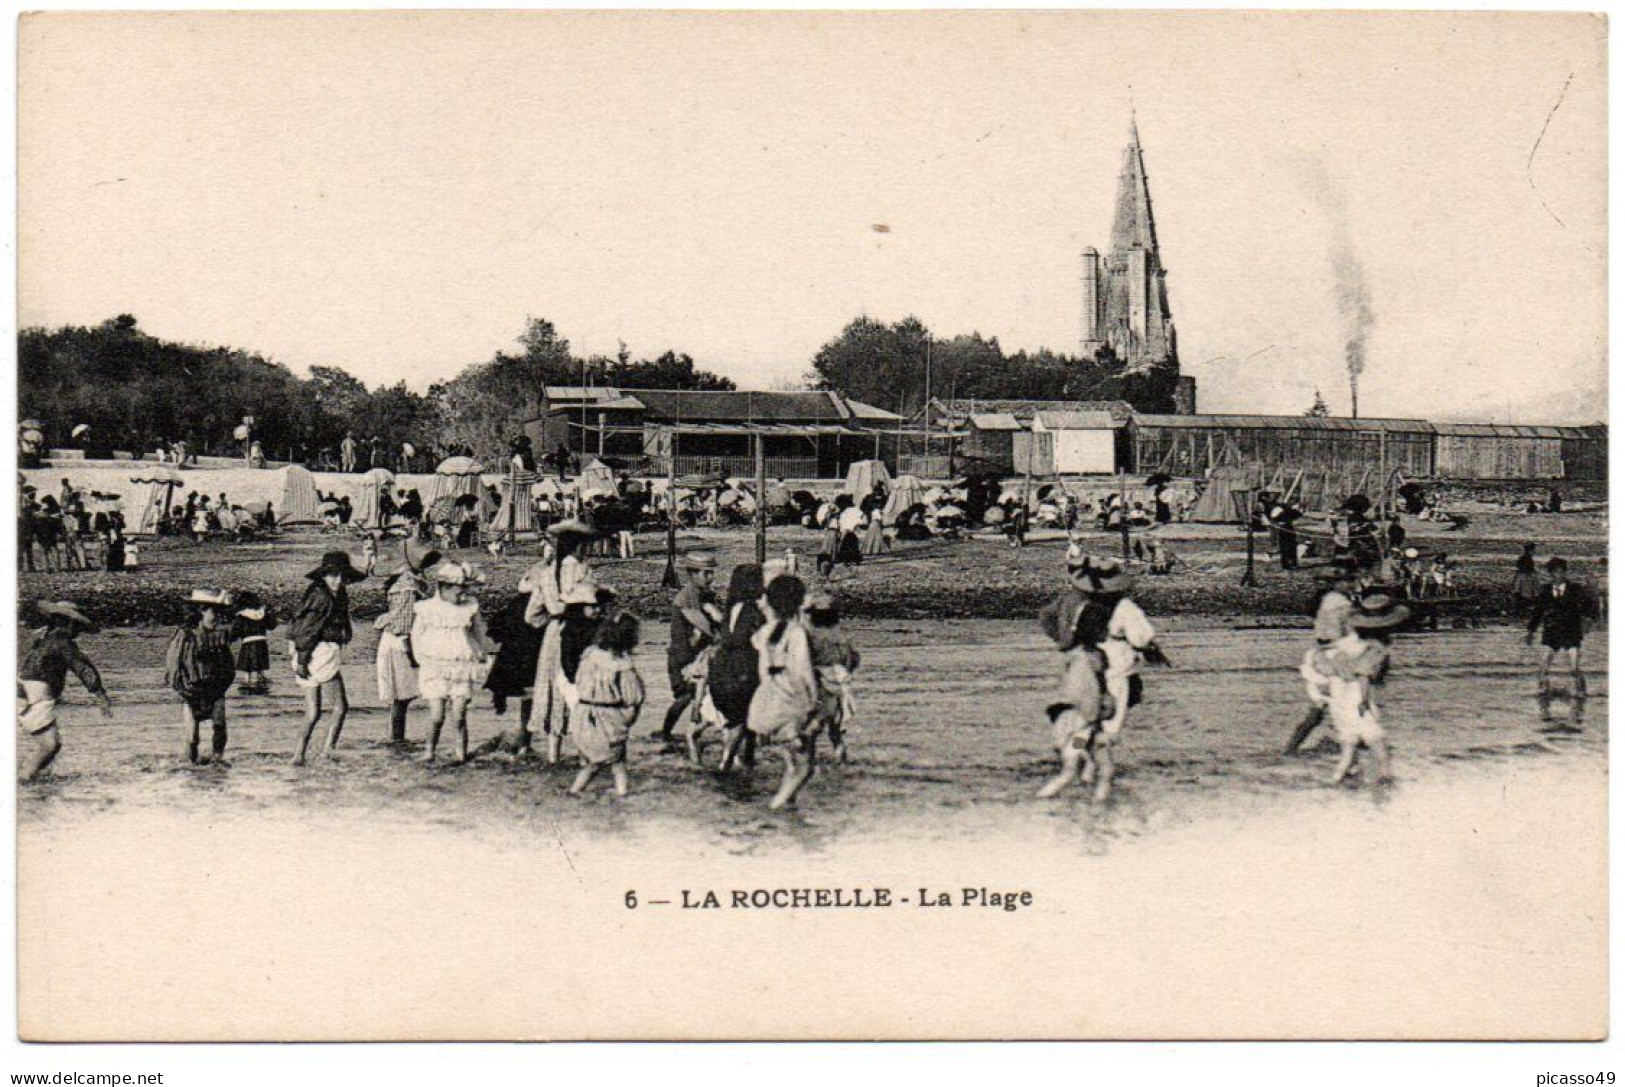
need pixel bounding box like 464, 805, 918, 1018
1297, 163, 1375, 415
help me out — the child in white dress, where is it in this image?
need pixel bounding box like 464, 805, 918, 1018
568, 613, 645, 797
415, 561, 492, 764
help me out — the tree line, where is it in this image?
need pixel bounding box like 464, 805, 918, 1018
18, 315, 734, 467
19, 311, 1179, 468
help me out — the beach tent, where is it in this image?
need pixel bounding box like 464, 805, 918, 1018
278, 464, 323, 525
489, 466, 539, 537
424, 456, 486, 507
882, 474, 928, 523
130, 464, 184, 535
577, 457, 618, 501
354, 466, 397, 529
842, 459, 892, 499
1188, 465, 1262, 523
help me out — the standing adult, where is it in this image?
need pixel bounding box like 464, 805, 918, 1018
658, 553, 721, 749
1526, 557, 1595, 729
290, 550, 367, 763
340, 432, 358, 474
18, 602, 112, 782
525, 519, 595, 763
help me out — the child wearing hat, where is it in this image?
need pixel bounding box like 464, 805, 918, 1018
1286, 562, 1360, 755
414, 561, 493, 764
1301, 594, 1406, 786
18, 601, 112, 783
232, 591, 278, 695
524, 519, 596, 762
1036, 547, 1121, 800
568, 612, 646, 797
290, 550, 367, 765
166, 590, 239, 764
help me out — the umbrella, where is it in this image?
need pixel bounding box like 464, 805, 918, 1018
19, 419, 43, 430
1145, 472, 1174, 487
71, 424, 91, 440
317, 500, 338, 515
435, 456, 486, 476
130, 465, 184, 485
362, 467, 396, 484
675, 471, 728, 490
1341, 494, 1373, 516
1035, 483, 1056, 501
454, 493, 480, 509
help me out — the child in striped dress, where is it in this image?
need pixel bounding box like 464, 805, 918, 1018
374, 565, 422, 743
568, 613, 645, 797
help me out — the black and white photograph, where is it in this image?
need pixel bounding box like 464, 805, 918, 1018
9, 7, 1611, 1054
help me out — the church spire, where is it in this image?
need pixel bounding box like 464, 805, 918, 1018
1109, 109, 1159, 258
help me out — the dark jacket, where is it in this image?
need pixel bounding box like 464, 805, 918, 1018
19, 630, 105, 700
1528, 581, 1595, 649
290, 580, 352, 663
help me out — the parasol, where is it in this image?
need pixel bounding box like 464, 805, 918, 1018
130, 464, 184, 485
71, 423, 91, 440
362, 466, 397, 485
435, 455, 486, 476
1145, 472, 1174, 487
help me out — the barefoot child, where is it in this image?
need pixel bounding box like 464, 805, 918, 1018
18, 601, 112, 783
232, 591, 278, 694
1302, 594, 1407, 786
569, 612, 646, 796
480, 573, 546, 756
166, 590, 239, 765
374, 564, 424, 743
804, 591, 860, 763
290, 550, 367, 764
415, 561, 492, 764
747, 575, 821, 809
1036, 549, 1117, 800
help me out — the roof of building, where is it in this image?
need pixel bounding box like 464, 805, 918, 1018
931, 398, 1137, 424
535, 387, 901, 425
1132, 414, 1437, 434
1431, 422, 1599, 440
968, 413, 1023, 431
1033, 411, 1120, 430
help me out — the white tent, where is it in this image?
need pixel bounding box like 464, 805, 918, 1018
130, 464, 183, 535
577, 457, 618, 501
842, 459, 892, 499
424, 456, 486, 507
882, 474, 928, 523
354, 466, 396, 529
278, 464, 323, 525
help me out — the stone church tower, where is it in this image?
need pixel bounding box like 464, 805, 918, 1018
1079, 116, 1180, 377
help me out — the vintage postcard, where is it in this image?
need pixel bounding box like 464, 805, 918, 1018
13, 10, 1608, 1042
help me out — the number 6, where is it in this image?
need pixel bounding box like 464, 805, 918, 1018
625, 891, 638, 909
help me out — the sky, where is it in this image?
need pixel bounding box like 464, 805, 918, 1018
18, 11, 1607, 422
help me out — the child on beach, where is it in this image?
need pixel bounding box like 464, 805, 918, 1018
1300, 594, 1407, 786
374, 564, 423, 743
568, 612, 646, 797
481, 576, 546, 754
747, 575, 822, 810
414, 561, 493, 764
232, 591, 278, 695
1285, 561, 1359, 755
1036, 548, 1119, 800
18, 601, 112, 783
165, 589, 239, 765
805, 591, 860, 764
290, 550, 367, 764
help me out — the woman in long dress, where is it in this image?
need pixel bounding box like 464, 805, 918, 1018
524, 520, 593, 763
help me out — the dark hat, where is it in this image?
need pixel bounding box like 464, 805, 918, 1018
547, 518, 594, 538
403, 537, 441, 574
307, 551, 366, 583
1546, 556, 1569, 572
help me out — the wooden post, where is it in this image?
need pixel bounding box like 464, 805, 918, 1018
1241, 493, 1258, 587
661, 427, 679, 589
754, 431, 767, 565
1119, 470, 1131, 564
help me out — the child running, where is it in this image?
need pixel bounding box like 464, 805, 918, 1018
18, 601, 112, 783
747, 575, 822, 810
568, 612, 646, 797
804, 591, 860, 763
414, 561, 493, 765
1300, 594, 1407, 786
165, 589, 239, 765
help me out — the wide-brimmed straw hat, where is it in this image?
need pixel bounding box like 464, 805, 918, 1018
36, 600, 96, 632
1069, 555, 1133, 595
188, 589, 233, 608
547, 518, 594, 538
434, 561, 471, 586
306, 551, 367, 583
1350, 593, 1411, 631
